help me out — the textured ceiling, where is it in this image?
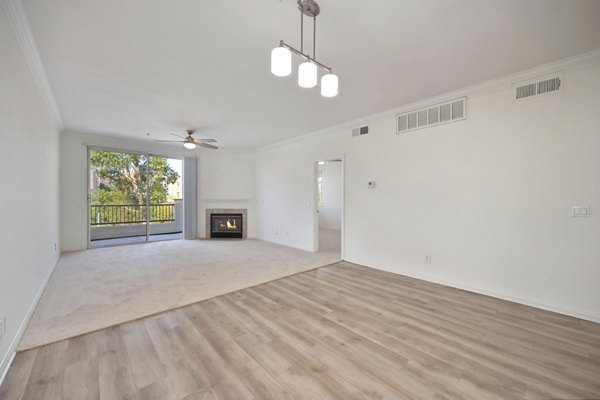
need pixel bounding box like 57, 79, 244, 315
21, 0, 600, 148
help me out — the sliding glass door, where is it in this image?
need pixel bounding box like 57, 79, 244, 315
148, 155, 183, 241
88, 148, 183, 248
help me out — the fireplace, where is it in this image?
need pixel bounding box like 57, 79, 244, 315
206, 208, 247, 239
210, 213, 243, 238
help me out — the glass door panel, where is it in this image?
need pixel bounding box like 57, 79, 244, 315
147, 156, 183, 242
89, 149, 148, 248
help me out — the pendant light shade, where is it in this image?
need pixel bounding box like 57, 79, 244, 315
183, 142, 197, 150
298, 61, 317, 88
320, 73, 338, 97
271, 47, 292, 77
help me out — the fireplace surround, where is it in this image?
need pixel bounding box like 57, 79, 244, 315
205, 208, 247, 239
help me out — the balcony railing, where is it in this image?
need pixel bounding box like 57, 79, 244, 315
90, 204, 175, 226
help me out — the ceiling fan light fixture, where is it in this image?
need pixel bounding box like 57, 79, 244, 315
154, 130, 218, 150
298, 61, 317, 88
271, 46, 292, 77
320, 73, 338, 97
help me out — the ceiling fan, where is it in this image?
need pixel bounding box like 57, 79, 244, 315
155, 129, 218, 150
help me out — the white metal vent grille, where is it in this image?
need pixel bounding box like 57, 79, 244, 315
396, 97, 466, 134
351, 125, 369, 136
516, 76, 561, 100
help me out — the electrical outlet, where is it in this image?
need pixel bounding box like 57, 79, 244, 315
425, 255, 432, 264
0, 316, 6, 340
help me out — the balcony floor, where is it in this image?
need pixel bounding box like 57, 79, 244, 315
90, 232, 183, 248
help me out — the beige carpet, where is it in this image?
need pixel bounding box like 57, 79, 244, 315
19, 239, 340, 350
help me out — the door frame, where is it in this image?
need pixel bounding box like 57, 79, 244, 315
312, 154, 345, 259
86, 145, 184, 249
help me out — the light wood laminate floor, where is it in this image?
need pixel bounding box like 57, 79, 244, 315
2, 261, 600, 399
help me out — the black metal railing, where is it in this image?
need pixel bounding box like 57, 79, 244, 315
90, 204, 175, 226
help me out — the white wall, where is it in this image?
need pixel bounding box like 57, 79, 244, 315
60, 131, 257, 251
256, 53, 600, 322
318, 161, 342, 230
197, 150, 256, 238
0, 10, 60, 380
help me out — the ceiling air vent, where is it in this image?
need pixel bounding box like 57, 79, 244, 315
352, 125, 369, 136
397, 97, 466, 134
515, 76, 561, 100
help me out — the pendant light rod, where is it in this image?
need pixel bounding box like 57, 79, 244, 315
300, 3, 304, 53
278, 40, 332, 74
313, 15, 316, 59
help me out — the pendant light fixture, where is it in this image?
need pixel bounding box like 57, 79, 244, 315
271, 0, 338, 97
271, 47, 292, 77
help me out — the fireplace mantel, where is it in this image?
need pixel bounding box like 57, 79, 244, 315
205, 208, 247, 239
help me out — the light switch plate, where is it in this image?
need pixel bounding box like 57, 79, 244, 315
572, 206, 590, 217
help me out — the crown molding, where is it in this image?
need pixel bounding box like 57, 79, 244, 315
0, 0, 63, 130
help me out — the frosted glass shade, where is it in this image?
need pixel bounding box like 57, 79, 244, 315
271, 47, 292, 77
183, 142, 197, 150
321, 73, 339, 97
298, 61, 317, 88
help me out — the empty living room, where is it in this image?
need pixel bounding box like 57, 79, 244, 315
1, 0, 600, 399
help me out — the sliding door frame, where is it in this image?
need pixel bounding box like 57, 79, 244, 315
86, 145, 184, 249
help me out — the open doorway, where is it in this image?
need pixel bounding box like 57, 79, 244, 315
314, 158, 343, 257
88, 148, 184, 248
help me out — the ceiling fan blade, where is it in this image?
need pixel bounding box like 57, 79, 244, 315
154, 140, 183, 143
169, 133, 185, 139
193, 138, 217, 143
198, 143, 218, 150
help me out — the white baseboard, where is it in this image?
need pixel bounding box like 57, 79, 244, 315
0, 254, 60, 387
259, 238, 314, 253
345, 258, 600, 324
318, 226, 342, 232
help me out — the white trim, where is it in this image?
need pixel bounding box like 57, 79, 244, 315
260, 238, 314, 253
0, 0, 63, 130
347, 258, 600, 324
0, 255, 59, 387
258, 49, 600, 152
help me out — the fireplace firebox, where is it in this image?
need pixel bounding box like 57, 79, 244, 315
210, 213, 243, 238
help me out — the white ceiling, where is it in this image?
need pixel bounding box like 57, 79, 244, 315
21, 0, 600, 148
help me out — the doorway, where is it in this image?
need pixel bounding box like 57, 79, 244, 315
314, 158, 343, 257
88, 148, 184, 248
